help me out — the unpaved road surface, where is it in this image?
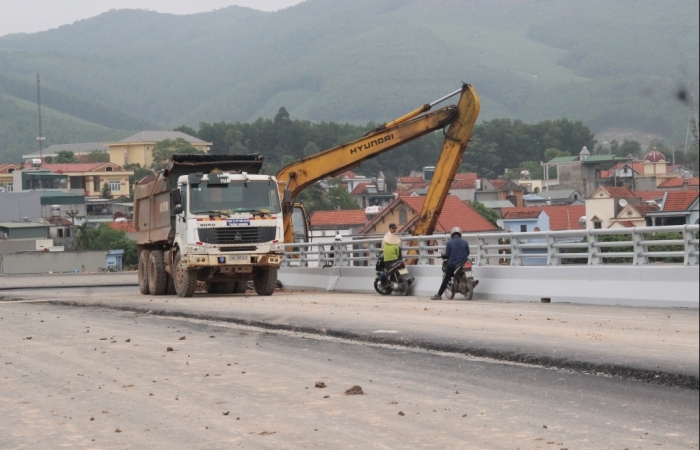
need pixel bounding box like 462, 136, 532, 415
0, 274, 697, 449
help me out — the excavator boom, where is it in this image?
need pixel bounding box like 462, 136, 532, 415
278, 84, 480, 243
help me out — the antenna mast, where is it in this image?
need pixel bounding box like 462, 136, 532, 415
36, 74, 45, 160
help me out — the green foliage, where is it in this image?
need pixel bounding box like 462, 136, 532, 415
612, 139, 643, 158
82, 150, 110, 163
303, 141, 320, 157
544, 148, 570, 162
76, 223, 137, 269
54, 150, 78, 163
151, 138, 205, 170
470, 201, 500, 226
296, 181, 359, 214
100, 182, 113, 199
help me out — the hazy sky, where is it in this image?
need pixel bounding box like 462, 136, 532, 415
0, 0, 305, 36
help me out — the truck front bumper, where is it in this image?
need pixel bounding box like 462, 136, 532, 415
186, 253, 283, 268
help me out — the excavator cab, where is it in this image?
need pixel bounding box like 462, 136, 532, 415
291, 203, 310, 243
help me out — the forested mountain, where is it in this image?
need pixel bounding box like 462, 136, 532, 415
0, 0, 697, 165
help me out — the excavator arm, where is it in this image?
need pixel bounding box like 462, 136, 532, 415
277, 84, 480, 243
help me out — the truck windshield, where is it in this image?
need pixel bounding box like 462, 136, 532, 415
190, 182, 281, 215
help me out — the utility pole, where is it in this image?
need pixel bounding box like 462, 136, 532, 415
36, 74, 45, 160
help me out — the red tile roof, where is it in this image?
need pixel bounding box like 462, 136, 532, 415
0, 163, 20, 173
452, 178, 476, 189
382, 196, 497, 234
350, 183, 369, 195
600, 162, 644, 178
663, 191, 699, 212
489, 179, 507, 190
618, 221, 636, 228
108, 222, 137, 234
603, 187, 635, 198
503, 210, 543, 220
501, 205, 586, 231
37, 163, 125, 173
629, 204, 660, 216
398, 176, 424, 184
634, 191, 666, 202
340, 171, 358, 179
454, 173, 478, 181
658, 177, 699, 188
311, 210, 368, 227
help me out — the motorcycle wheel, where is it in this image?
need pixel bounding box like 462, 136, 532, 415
464, 277, 474, 301
444, 281, 456, 300
397, 278, 410, 296
374, 278, 392, 296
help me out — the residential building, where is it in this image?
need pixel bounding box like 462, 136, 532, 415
11, 162, 133, 198
309, 210, 369, 239
0, 222, 51, 240
539, 189, 583, 205
498, 205, 586, 231
474, 179, 525, 207
657, 177, 699, 191
609, 204, 660, 229
647, 191, 699, 226
584, 186, 640, 229
107, 131, 212, 168
478, 200, 515, 218
542, 147, 630, 196
502, 210, 550, 233
359, 195, 498, 236
0, 164, 21, 191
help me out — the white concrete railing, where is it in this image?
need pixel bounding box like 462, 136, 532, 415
284, 225, 699, 267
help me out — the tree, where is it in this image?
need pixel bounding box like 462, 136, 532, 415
82, 150, 110, 163
151, 138, 205, 171
101, 182, 113, 199
617, 139, 642, 158
303, 141, 320, 157
544, 148, 569, 162
54, 150, 78, 163
173, 125, 199, 138
470, 201, 500, 226
327, 185, 359, 210
519, 160, 544, 180
76, 223, 138, 269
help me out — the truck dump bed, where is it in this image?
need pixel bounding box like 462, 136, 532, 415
134, 154, 265, 245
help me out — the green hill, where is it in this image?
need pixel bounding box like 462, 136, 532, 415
0, 0, 697, 163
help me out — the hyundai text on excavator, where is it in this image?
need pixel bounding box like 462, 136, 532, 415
277, 83, 481, 244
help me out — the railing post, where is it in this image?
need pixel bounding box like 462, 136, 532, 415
476, 234, 486, 266
546, 232, 560, 266
684, 225, 699, 266
510, 235, 522, 266
588, 231, 602, 266
417, 239, 430, 265
632, 229, 648, 266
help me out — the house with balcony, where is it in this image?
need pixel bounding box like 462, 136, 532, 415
13, 162, 133, 198
474, 179, 525, 207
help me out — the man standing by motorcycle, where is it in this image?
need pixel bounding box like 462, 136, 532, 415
431, 227, 470, 300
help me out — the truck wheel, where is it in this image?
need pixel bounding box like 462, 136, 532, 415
148, 250, 167, 296
174, 250, 196, 298
233, 282, 248, 294
165, 274, 176, 295
254, 268, 277, 296
138, 250, 150, 295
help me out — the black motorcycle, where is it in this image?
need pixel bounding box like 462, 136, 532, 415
443, 259, 477, 300
374, 254, 414, 296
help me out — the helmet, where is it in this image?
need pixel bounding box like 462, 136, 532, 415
450, 227, 462, 237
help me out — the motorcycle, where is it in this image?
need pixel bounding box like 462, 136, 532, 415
374, 254, 415, 296
443, 259, 477, 300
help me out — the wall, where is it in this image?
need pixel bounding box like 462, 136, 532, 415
278, 265, 699, 308
0, 251, 107, 274
0, 240, 37, 256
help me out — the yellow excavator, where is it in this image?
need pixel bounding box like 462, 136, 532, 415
277, 83, 481, 243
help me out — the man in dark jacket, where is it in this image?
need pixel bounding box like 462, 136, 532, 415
431, 227, 470, 300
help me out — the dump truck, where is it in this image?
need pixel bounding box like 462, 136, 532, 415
134, 154, 286, 298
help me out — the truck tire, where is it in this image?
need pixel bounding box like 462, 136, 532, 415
148, 250, 167, 296
138, 250, 150, 295
174, 250, 196, 298
165, 274, 177, 295
233, 281, 248, 294
254, 268, 277, 296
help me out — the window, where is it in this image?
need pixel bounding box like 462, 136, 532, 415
398, 207, 408, 225
65, 228, 71, 238
594, 221, 602, 230
106, 167, 113, 172
109, 180, 121, 192
520, 225, 527, 233
57, 229, 64, 238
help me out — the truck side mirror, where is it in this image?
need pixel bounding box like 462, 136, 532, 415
171, 188, 182, 205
